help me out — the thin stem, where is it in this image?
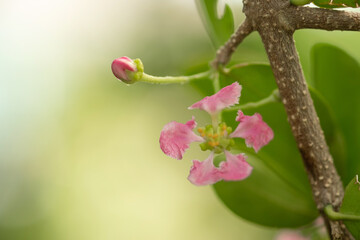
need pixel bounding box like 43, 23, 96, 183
224, 62, 269, 74
212, 72, 222, 123
225, 89, 280, 112
212, 72, 220, 93
140, 71, 211, 84
212, 18, 253, 68
325, 205, 360, 221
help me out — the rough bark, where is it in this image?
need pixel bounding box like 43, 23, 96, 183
211, 18, 253, 68
213, 0, 359, 239
288, 6, 360, 31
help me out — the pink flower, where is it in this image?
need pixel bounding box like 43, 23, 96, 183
188, 153, 221, 186
159, 82, 273, 186
275, 231, 310, 240
188, 82, 242, 116
230, 110, 274, 152
219, 151, 253, 181
187, 151, 253, 186
159, 117, 204, 160
111, 56, 137, 82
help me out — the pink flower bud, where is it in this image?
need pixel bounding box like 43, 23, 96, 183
275, 231, 310, 240
111, 56, 137, 82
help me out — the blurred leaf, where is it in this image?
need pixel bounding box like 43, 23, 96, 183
340, 176, 360, 239
214, 150, 317, 228
212, 64, 324, 227
310, 87, 346, 177
195, 0, 234, 48
312, 0, 359, 8
187, 63, 215, 96
311, 43, 360, 183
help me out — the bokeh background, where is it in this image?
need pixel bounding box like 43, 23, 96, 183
1, 0, 359, 239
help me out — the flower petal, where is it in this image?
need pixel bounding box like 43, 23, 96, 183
111, 56, 137, 81
159, 117, 204, 160
219, 151, 253, 181
188, 82, 241, 115
188, 153, 221, 186
230, 110, 274, 152
275, 231, 310, 240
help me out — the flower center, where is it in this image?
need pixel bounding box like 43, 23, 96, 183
197, 123, 235, 154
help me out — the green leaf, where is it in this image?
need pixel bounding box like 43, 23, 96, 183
311, 43, 360, 184
312, 0, 359, 8
212, 64, 326, 227
195, 0, 234, 48
290, 0, 312, 6
340, 176, 360, 239
189, 63, 342, 227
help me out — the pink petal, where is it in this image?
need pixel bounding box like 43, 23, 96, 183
219, 151, 253, 181
159, 117, 204, 160
188, 82, 241, 115
230, 110, 274, 152
111, 56, 137, 81
276, 231, 310, 240
188, 153, 221, 186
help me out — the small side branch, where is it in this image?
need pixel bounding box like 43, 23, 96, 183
288, 6, 360, 31
212, 18, 253, 68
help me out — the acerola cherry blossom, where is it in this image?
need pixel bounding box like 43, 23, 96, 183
159, 117, 204, 160
231, 110, 274, 152
188, 153, 221, 186
159, 82, 273, 186
111, 57, 137, 81
188, 82, 241, 115
275, 231, 310, 240
219, 151, 253, 181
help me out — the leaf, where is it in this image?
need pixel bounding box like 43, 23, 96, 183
340, 176, 360, 239
212, 64, 326, 227
195, 0, 234, 48
311, 43, 360, 184
290, 0, 313, 6
312, 0, 359, 8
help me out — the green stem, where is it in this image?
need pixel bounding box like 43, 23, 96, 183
324, 205, 360, 221
213, 71, 220, 93
223, 62, 269, 74
225, 89, 280, 112
140, 71, 211, 84
212, 72, 221, 123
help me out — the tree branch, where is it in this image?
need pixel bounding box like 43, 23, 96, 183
239, 0, 356, 239
212, 1, 360, 238
288, 5, 360, 31
211, 18, 253, 68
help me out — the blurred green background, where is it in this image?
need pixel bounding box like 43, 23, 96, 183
0, 0, 359, 239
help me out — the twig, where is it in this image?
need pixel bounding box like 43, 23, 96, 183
211, 18, 253, 68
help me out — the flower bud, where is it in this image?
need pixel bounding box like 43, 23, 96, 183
111, 57, 144, 84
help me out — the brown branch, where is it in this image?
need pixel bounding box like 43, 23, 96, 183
212, 0, 360, 239
288, 5, 360, 31
211, 18, 253, 68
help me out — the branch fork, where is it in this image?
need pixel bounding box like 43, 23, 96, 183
212, 1, 360, 239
